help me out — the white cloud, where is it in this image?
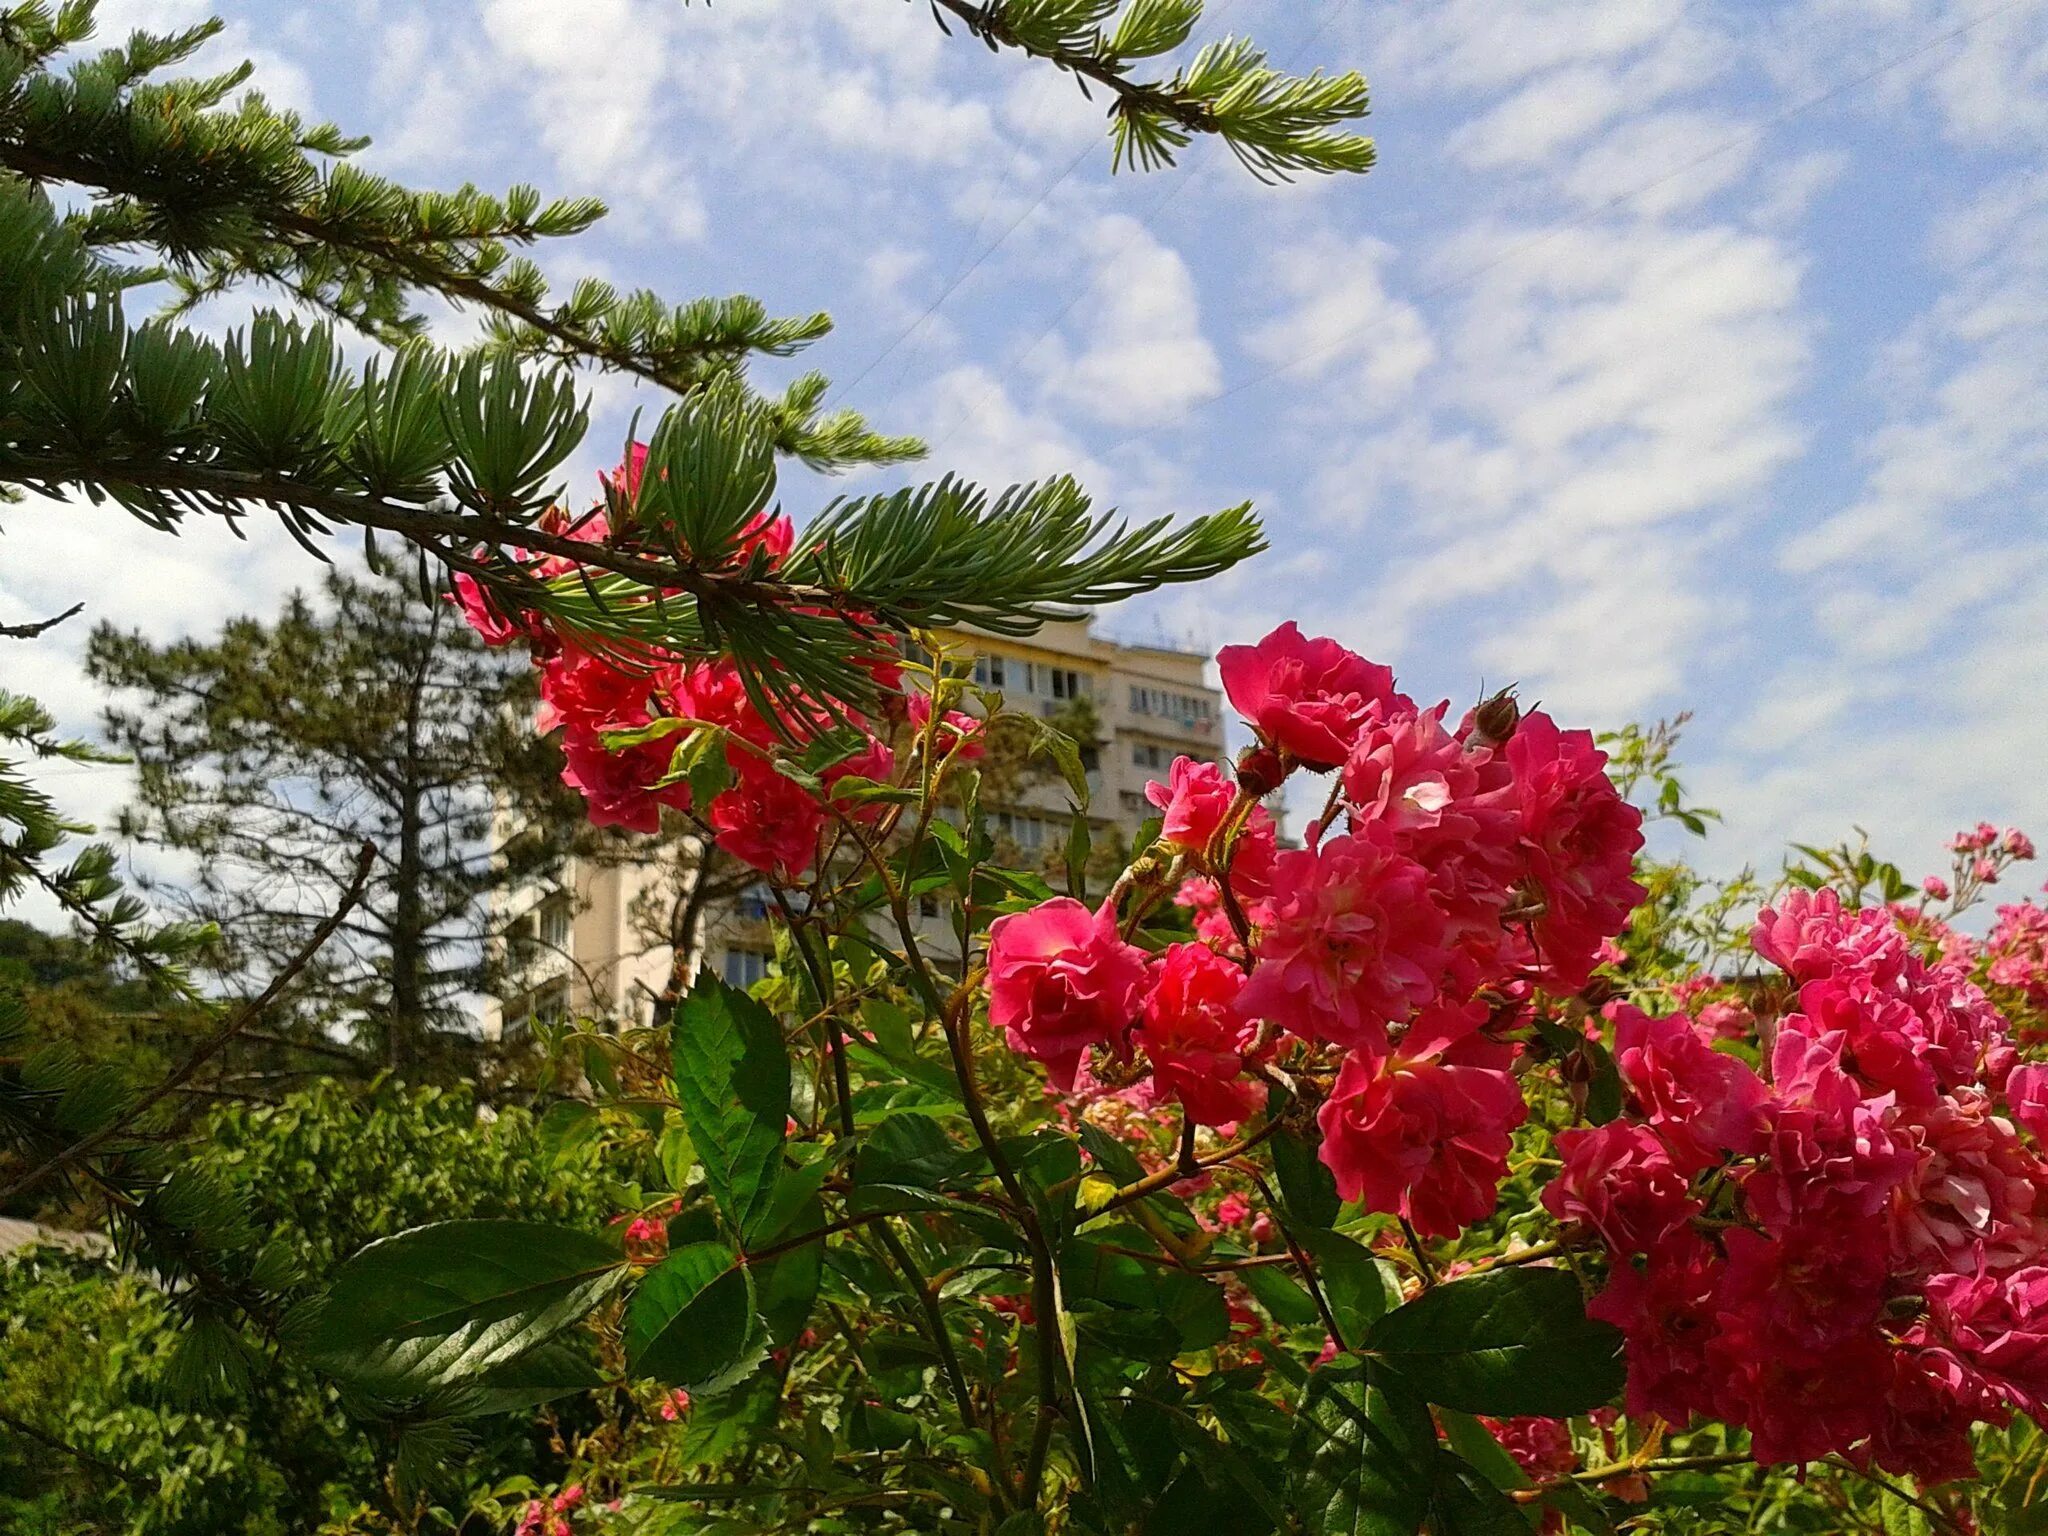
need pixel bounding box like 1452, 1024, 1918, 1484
1242, 232, 1435, 407
1032, 215, 1221, 428
918, 364, 1112, 491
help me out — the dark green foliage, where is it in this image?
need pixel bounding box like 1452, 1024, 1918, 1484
669, 977, 791, 1244
1364, 1267, 1626, 1418
623, 1241, 766, 1392
0, 1080, 612, 1534
298, 1220, 627, 1395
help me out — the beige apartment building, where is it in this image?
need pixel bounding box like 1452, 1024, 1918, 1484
485, 617, 1231, 1038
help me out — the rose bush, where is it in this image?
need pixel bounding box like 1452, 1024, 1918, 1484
277, 452, 2048, 1533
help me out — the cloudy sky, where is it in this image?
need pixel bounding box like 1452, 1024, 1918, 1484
5, 0, 2046, 902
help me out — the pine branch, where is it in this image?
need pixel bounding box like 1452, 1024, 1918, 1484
924, 0, 1375, 179
0, 599, 81, 637
0, 841, 375, 1204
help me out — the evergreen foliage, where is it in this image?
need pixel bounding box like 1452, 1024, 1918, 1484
0, 0, 1374, 713
84, 561, 582, 1074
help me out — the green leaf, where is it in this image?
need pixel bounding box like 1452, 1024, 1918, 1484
1365, 1268, 1623, 1417
671, 976, 790, 1241
1066, 809, 1092, 900
1435, 1408, 1534, 1493
1290, 1359, 1437, 1536
755, 1199, 826, 1349
1427, 1453, 1534, 1534
1298, 1227, 1403, 1344
441, 1339, 608, 1419
300, 1221, 627, 1394
624, 1241, 767, 1393
1274, 1128, 1341, 1229
1243, 1262, 1321, 1327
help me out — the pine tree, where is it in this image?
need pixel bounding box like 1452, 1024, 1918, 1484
84, 562, 583, 1074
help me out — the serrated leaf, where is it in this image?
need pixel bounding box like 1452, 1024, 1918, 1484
1290, 1359, 1436, 1536
671, 977, 789, 1240
441, 1339, 608, 1419
301, 1221, 627, 1394
624, 1241, 766, 1393
1365, 1268, 1623, 1417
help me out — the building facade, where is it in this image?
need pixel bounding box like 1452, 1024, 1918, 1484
484, 617, 1232, 1038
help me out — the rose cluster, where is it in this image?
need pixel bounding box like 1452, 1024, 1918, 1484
455, 447, 948, 878
987, 622, 1646, 1236
1547, 886, 2048, 1482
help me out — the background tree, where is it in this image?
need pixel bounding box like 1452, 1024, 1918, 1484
85, 561, 582, 1075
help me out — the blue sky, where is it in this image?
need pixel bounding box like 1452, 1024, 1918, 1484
5, 0, 2046, 900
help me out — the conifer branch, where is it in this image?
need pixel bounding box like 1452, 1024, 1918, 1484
924, 0, 1375, 179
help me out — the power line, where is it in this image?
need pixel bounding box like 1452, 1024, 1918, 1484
829, 0, 1252, 414
925, 0, 1352, 456
1083, 0, 2040, 458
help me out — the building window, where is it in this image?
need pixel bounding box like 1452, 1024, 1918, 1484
994, 810, 1050, 849
1119, 789, 1147, 814
1131, 741, 1170, 770
972, 654, 1008, 688
738, 882, 774, 921
537, 898, 571, 952
721, 948, 773, 987
1128, 685, 1214, 725
504, 979, 569, 1039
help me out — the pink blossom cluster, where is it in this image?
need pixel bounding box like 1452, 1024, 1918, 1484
1988, 901, 2048, 1021
1924, 822, 2037, 911
1548, 887, 2048, 1481
514, 1485, 583, 1536
987, 623, 1646, 1237
455, 448, 931, 879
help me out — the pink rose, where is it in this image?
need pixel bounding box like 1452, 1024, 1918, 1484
1133, 941, 1261, 1126
2006, 1063, 2048, 1142
1921, 1264, 2048, 1419
1217, 621, 1407, 771
1609, 1003, 1769, 1172
1588, 1231, 1724, 1426
1743, 1029, 1916, 1235
1145, 756, 1236, 856
708, 755, 826, 881
907, 692, 985, 760
1501, 712, 1645, 990
1236, 832, 1449, 1051
1544, 1120, 1700, 1256
1316, 1016, 1526, 1238
986, 898, 1149, 1089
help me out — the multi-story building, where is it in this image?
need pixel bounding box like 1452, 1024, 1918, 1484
484, 616, 1233, 1038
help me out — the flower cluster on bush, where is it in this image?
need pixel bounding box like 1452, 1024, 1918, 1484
990, 620, 1646, 1235
468, 471, 2048, 1510
456, 446, 943, 872
1548, 880, 2048, 1483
